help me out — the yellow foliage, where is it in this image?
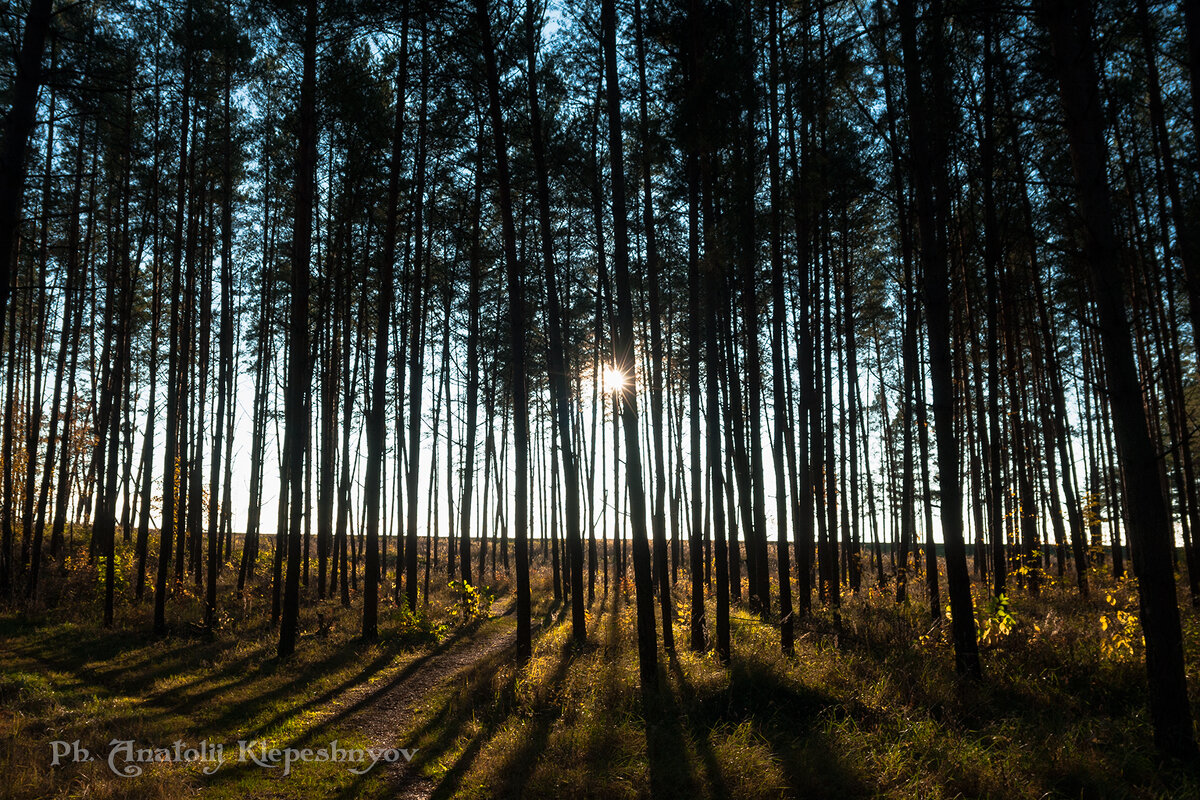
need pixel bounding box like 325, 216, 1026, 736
1098, 591, 1142, 662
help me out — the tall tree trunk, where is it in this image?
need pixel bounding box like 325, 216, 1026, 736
1041, 0, 1196, 758
240, 100, 275, 596
278, 0, 317, 659
206, 66, 236, 629
705, 169, 731, 665
632, 0, 674, 654
601, 0, 657, 690
784, 46, 814, 615
365, 5, 408, 639
31, 97, 81, 600
899, 0, 981, 677
21, 64, 55, 583
476, 0, 532, 661
687, 148, 704, 651
526, 0, 585, 642
405, 14, 429, 612
767, 0, 794, 653
155, 5, 192, 633
459, 113, 482, 588
0, 0, 54, 353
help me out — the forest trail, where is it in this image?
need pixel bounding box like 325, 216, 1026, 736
337, 600, 516, 799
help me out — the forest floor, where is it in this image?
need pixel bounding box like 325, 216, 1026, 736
2, 535, 1200, 799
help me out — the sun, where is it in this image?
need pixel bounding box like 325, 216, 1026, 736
602, 365, 628, 393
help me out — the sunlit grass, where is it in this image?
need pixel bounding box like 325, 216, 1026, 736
3, 537, 1199, 799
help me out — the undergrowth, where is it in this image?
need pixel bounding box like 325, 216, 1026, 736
2, 538, 1198, 799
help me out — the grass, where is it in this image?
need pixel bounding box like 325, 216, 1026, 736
2, 535, 1199, 798
0, 534, 503, 799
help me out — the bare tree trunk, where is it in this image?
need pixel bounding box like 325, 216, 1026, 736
155, 5, 192, 633
404, 14, 430, 612
0, 0, 54, 354
476, 0, 532, 661
600, 0, 657, 689
1041, 0, 1196, 758
206, 65, 236, 629
898, 0, 980, 677
31, 95, 82, 600
766, 0, 793, 652
365, 4, 408, 639
240, 98, 276, 595
526, 0, 585, 641
20, 64, 56, 584
459, 113, 482, 588
705, 169, 731, 665
686, 151, 704, 650
279, 0, 317, 659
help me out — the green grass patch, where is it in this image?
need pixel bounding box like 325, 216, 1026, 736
4, 540, 1200, 798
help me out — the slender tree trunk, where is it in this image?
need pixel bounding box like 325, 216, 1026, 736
365, 6, 408, 638
405, 15, 429, 612
155, 8, 192, 633
206, 68, 235, 629
767, 0, 793, 653
1041, 0, 1196, 758
21, 66, 56, 583
526, 0, 585, 641
630, 0, 674, 654
601, 0, 657, 690
279, 0, 317, 659
0, 0, 54, 353
899, 0, 981, 677
686, 149, 704, 651
31, 101, 82, 600
459, 114, 482, 588
784, 51, 814, 615
705, 175, 731, 666
477, 0, 532, 661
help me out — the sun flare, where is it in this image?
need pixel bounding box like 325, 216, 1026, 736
602, 365, 629, 393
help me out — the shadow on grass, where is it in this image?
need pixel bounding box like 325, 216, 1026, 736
311, 615, 523, 799
666, 654, 727, 800
488, 643, 578, 797
415, 598, 595, 799
422, 611, 585, 798
644, 668, 704, 800
729, 652, 869, 797
205, 620, 492, 791
4, 618, 277, 722
300, 615, 496, 743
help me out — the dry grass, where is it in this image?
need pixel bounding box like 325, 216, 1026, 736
3, 536, 1199, 799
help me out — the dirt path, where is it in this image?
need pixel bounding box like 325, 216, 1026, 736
337, 602, 515, 799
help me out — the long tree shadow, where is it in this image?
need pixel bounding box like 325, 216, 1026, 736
667, 654, 728, 800
722, 655, 870, 797
644, 663, 704, 800
9, 623, 217, 684
201, 616, 499, 790
318, 616, 525, 800
6, 621, 277, 725
489, 641, 578, 797
425, 601, 601, 798
198, 636, 403, 736
425, 717, 499, 800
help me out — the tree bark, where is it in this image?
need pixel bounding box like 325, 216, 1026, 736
278, 0, 317, 659
476, 0, 533, 661
1041, 0, 1196, 758
602, 0, 658, 690
526, 0, 585, 642
365, 4, 408, 639
898, 0, 981, 677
